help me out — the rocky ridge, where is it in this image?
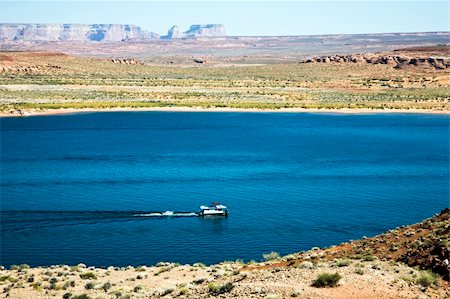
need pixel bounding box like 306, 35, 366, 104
106, 58, 141, 65
301, 53, 450, 70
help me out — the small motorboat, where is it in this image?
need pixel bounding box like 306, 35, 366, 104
199, 202, 228, 216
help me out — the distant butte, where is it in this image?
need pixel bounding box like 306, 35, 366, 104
161, 24, 226, 39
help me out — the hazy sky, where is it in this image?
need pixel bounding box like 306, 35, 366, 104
0, 1, 448, 36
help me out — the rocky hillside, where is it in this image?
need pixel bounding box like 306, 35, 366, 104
161, 24, 226, 39
247, 208, 450, 279
0, 210, 448, 298
0, 24, 159, 42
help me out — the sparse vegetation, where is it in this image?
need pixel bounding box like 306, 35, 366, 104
416, 271, 438, 288
84, 281, 95, 290
102, 281, 111, 292
9, 264, 30, 271
208, 282, 234, 295
263, 251, 280, 261
1, 51, 448, 114
335, 259, 351, 267
355, 268, 365, 275
79, 272, 97, 280
312, 273, 342, 288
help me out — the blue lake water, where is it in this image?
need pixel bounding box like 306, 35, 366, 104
1, 112, 449, 267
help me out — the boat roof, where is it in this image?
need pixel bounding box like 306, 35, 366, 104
200, 204, 227, 210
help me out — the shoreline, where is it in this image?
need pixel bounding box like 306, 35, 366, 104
1, 106, 449, 117
1, 209, 448, 298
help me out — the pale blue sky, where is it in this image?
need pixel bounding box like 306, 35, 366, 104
0, 1, 448, 36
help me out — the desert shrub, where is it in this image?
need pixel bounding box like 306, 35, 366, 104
161, 287, 174, 296
192, 278, 206, 284
50, 282, 61, 290
84, 282, 95, 290
312, 273, 342, 288
9, 264, 30, 271
102, 281, 111, 292
355, 268, 364, 275
263, 251, 280, 261
0, 276, 9, 282
284, 254, 296, 261
71, 294, 92, 299
31, 282, 42, 291
335, 259, 351, 267
193, 262, 206, 268
62, 293, 72, 299
416, 271, 438, 288
362, 254, 376, 261
1, 276, 18, 283
208, 282, 234, 295
63, 280, 75, 290
79, 272, 97, 280
133, 285, 143, 292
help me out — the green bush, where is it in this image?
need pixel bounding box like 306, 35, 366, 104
208, 282, 234, 295
312, 273, 342, 288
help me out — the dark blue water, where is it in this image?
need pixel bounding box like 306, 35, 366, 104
1, 112, 449, 267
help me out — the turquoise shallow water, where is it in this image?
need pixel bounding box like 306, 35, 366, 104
0, 112, 448, 267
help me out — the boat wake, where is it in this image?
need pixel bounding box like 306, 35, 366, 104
134, 211, 198, 217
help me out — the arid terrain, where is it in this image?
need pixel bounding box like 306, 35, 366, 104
0, 44, 449, 115
0, 209, 448, 299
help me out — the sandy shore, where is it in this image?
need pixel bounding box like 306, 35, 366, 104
1, 106, 449, 117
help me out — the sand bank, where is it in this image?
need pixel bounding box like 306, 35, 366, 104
1, 106, 449, 117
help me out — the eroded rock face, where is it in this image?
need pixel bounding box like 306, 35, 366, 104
300, 53, 450, 70
0, 24, 160, 42
161, 26, 183, 40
